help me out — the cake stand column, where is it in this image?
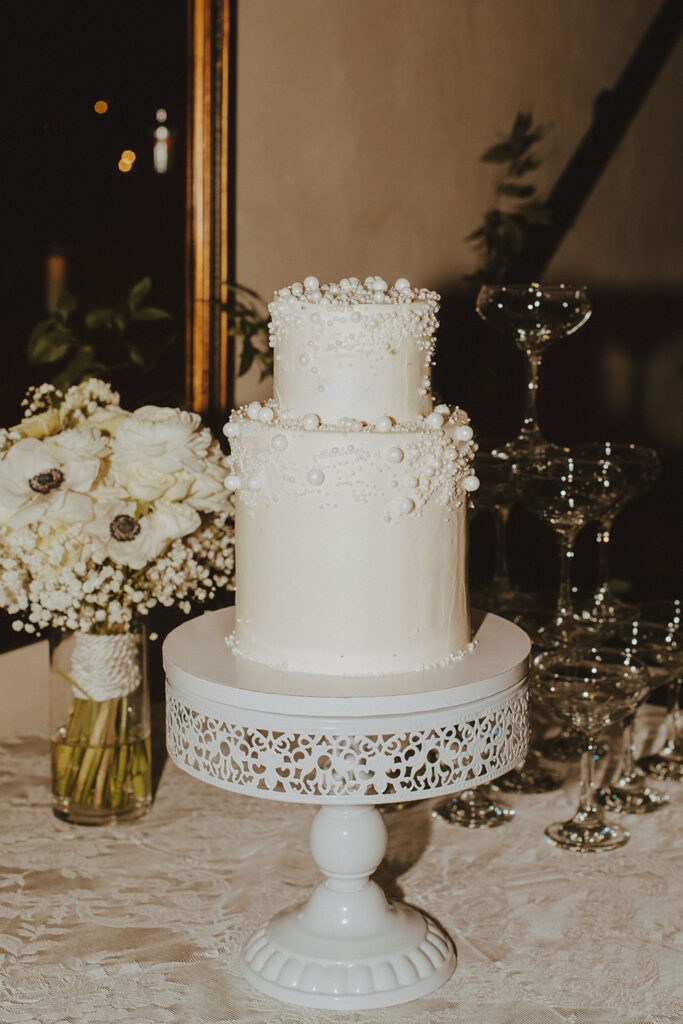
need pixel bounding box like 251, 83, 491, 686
241, 803, 455, 1010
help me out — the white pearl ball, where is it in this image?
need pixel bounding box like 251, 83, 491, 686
463, 475, 480, 492
387, 446, 404, 463
224, 474, 240, 490
426, 412, 444, 429
372, 277, 388, 292
351, 419, 363, 432
408, 476, 419, 488
247, 401, 261, 420
455, 424, 474, 442
246, 475, 263, 491
424, 466, 436, 478
394, 277, 411, 291
399, 497, 415, 514
271, 434, 288, 451
291, 282, 304, 296
444, 448, 458, 461
223, 422, 239, 437
307, 468, 324, 486
302, 413, 320, 430
338, 416, 352, 431
257, 406, 274, 423
303, 275, 319, 291
434, 404, 450, 415
375, 415, 393, 432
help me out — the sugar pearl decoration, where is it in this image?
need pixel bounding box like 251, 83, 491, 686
455, 424, 474, 442
247, 401, 261, 420
302, 413, 320, 430
223, 422, 239, 437
399, 497, 415, 514
257, 406, 274, 423
426, 412, 444, 429
307, 468, 324, 486
372, 277, 388, 292
271, 434, 288, 451
351, 419, 363, 432
224, 474, 240, 490
434, 404, 450, 415
408, 476, 419, 488
375, 415, 394, 432
387, 446, 404, 463
246, 475, 263, 491
303, 275, 319, 291
394, 278, 411, 291
463, 475, 480, 492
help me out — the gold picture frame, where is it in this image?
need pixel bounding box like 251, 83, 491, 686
185, 0, 234, 425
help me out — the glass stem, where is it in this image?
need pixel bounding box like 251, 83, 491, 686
620, 713, 636, 780
594, 516, 614, 609
666, 676, 683, 754
577, 741, 601, 819
522, 351, 543, 440
555, 527, 578, 622
492, 505, 511, 587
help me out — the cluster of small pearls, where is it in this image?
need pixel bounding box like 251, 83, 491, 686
272, 275, 436, 308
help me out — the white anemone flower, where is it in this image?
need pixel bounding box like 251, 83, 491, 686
0, 431, 105, 530
86, 499, 201, 570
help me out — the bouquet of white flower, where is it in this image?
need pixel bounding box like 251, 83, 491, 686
0, 379, 234, 823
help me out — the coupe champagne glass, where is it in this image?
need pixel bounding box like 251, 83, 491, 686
475, 283, 591, 458
512, 451, 625, 645
534, 646, 649, 851
635, 599, 683, 782
595, 617, 676, 813
573, 443, 660, 629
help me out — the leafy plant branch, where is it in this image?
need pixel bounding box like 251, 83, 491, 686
27, 278, 173, 391
465, 111, 551, 288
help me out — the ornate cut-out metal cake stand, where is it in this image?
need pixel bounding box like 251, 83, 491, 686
164, 607, 530, 1011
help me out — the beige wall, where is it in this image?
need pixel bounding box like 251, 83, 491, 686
234, 0, 682, 439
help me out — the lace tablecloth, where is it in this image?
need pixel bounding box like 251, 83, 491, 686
1, 709, 681, 1024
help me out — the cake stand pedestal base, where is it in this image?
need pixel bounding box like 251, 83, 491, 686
241, 805, 455, 1010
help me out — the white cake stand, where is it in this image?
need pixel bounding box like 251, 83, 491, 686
163, 607, 529, 1011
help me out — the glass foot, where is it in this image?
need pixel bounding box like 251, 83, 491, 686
637, 749, 683, 782
545, 811, 630, 852
494, 757, 563, 794
596, 775, 670, 814
433, 788, 515, 828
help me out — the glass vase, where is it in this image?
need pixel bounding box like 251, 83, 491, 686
49, 627, 152, 825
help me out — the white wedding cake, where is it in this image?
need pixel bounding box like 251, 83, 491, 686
223, 275, 479, 679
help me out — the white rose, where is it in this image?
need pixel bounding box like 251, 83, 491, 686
110, 406, 213, 502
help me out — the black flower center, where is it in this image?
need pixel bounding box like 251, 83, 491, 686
110, 514, 142, 542
29, 467, 65, 494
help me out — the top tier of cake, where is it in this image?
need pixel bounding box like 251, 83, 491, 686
268, 275, 439, 424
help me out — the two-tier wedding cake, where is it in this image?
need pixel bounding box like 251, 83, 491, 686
223, 275, 479, 681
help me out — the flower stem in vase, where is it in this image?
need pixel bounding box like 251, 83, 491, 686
50, 630, 151, 825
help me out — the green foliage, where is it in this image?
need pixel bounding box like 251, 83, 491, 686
224, 283, 272, 380
27, 279, 173, 391
465, 112, 551, 287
